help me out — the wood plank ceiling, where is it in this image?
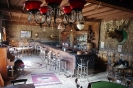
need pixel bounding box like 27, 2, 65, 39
0, 0, 133, 26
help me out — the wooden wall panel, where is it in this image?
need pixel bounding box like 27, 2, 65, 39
0, 48, 7, 81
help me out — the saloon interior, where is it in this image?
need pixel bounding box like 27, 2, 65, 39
0, 0, 133, 88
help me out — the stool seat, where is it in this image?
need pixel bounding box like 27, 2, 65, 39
78, 63, 87, 67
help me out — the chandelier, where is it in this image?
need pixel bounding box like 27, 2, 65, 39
24, 0, 87, 27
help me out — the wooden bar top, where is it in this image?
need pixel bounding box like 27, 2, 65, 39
41, 44, 96, 76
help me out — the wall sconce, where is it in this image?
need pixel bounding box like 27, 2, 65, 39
35, 33, 39, 38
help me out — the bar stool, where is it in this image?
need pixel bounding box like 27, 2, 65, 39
46, 50, 54, 70
76, 55, 96, 81
77, 58, 88, 81
39, 47, 44, 58
36, 45, 41, 54
50, 55, 57, 72
46, 51, 67, 74
28, 46, 33, 56
59, 59, 67, 74
56, 54, 67, 75
13, 49, 19, 58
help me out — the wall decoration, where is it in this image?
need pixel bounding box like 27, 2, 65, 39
35, 33, 39, 38
118, 45, 122, 52
117, 30, 128, 44
104, 19, 130, 44
21, 31, 31, 38
100, 41, 104, 48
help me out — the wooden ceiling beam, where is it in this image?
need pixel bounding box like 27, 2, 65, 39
85, 18, 101, 22
3, 16, 51, 26
85, 0, 133, 13
98, 12, 133, 21
3, 16, 28, 23
60, 0, 69, 6
19, 13, 23, 19
86, 9, 123, 18
6, 21, 49, 27
6, 21, 36, 26
0, 7, 27, 13
83, 7, 114, 16
41, 0, 46, 6
82, 4, 102, 13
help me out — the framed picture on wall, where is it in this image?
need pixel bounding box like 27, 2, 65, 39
118, 45, 122, 52
21, 31, 31, 38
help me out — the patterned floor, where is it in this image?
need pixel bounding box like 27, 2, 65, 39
5, 55, 108, 88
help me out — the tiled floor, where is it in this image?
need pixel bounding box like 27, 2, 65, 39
5, 55, 108, 88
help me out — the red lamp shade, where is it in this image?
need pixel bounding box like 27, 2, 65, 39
69, 0, 87, 11
39, 6, 48, 15
24, 1, 42, 12
63, 6, 72, 15
45, 0, 62, 6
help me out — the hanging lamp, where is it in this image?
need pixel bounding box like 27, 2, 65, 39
77, 22, 84, 30
24, 1, 42, 21
69, 0, 87, 23
24, 0, 87, 27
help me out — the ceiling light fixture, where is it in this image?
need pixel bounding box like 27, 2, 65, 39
24, 1, 42, 21
24, 0, 87, 27
24, 1, 45, 27
62, 6, 72, 25
77, 22, 85, 30
69, 0, 86, 23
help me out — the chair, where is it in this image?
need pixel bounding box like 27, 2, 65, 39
76, 54, 96, 81
107, 65, 115, 82
28, 46, 34, 56
124, 68, 133, 88
106, 53, 115, 82
114, 60, 129, 84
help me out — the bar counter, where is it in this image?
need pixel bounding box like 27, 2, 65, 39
42, 44, 76, 75
41, 43, 97, 76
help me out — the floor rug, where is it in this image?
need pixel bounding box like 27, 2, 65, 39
31, 73, 62, 86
